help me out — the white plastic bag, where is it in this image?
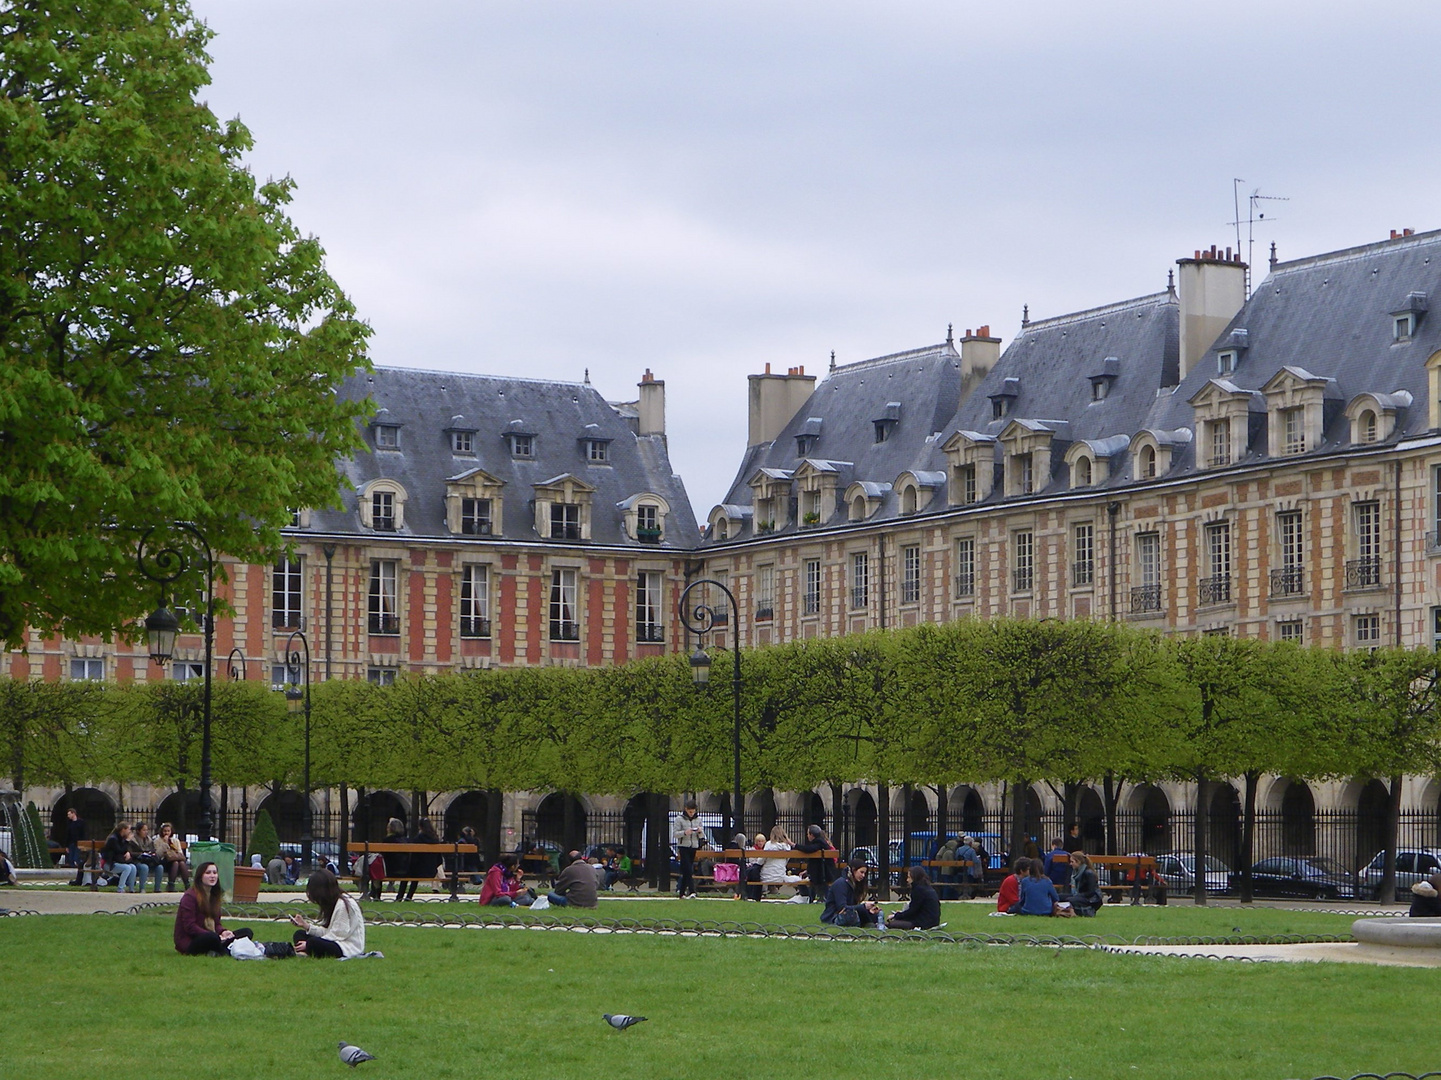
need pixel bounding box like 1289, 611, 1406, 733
228, 936, 267, 960
529, 895, 550, 911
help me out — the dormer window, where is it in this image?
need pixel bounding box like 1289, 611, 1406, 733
958, 464, 976, 503
1073, 456, 1092, 487
796, 435, 816, 456
1091, 379, 1109, 402
461, 497, 492, 535
1217, 350, 1238, 375
372, 490, 395, 530
872, 402, 901, 444
992, 398, 1008, 420
375, 425, 399, 450
1210, 419, 1231, 466
1087, 357, 1118, 403
509, 433, 534, 457
1360, 410, 1378, 443
585, 439, 610, 463
1017, 453, 1034, 494
636, 503, 660, 542
551, 503, 581, 540
1392, 292, 1427, 342
451, 430, 475, 454
1395, 314, 1415, 342
1139, 445, 1156, 479
1282, 407, 1305, 454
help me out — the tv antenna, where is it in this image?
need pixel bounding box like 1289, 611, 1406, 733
1230, 179, 1289, 297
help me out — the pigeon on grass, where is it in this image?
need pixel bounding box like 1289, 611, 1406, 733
603, 1013, 647, 1031
338, 1041, 376, 1067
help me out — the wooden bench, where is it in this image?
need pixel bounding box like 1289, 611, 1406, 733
346, 841, 479, 901
1087, 855, 1160, 904
710, 848, 840, 898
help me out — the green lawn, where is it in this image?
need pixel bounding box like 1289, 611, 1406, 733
0, 905, 1430, 1080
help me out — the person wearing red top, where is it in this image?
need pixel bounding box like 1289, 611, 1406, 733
478, 854, 534, 907
996, 857, 1029, 914
173, 862, 253, 955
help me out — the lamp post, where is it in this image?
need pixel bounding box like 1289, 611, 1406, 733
284, 629, 313, 870
226, 648, 248, 682
678, 579, 743, 865
138, 523, 217, 841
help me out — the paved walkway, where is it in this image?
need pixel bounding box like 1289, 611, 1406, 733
1102, 941, 1441, 968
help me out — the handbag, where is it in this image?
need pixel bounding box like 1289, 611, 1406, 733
713, 862, 740, 884
367, 854, 386, 881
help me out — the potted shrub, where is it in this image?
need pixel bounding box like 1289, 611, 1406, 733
233, 809, 280, 903
802, 511, 820, 526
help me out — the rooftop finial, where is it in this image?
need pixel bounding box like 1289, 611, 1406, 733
583, 367, 591, 385
946, 322, 954, 345
1269, 241, 1278, 269
1021, 304, 1030, 327
1166, 268, 1176, 297
829, 349, 836, 373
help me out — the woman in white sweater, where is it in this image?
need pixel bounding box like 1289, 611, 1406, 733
289, 870, 365, 958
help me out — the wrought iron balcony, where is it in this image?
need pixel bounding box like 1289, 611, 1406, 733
1130, 584, 1162, 614
954, 573, 975, 598
1269, 565, 1305, 598
1197, 574, 1232, 605
460, 616, 491, 639
368, 613, 399, 635
635, 624, 665, 643
1012, 568, 1034, 593
1345, 557, 1383, 590
550, 620, 580, 641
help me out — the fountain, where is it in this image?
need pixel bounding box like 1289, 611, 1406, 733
0, 790, 49, 868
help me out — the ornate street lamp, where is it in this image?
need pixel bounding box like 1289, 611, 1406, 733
138, 523, 217, 841
226, 648, 248, 682
678, 578, 742, 886
285, 629, 313, 869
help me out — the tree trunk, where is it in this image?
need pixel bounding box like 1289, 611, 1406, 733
1377, 774, 1403, 904
1192, 770, 1208, 905
339, 783, 350, 859
1102, 772, 1121, 856
646, 793, 670, 893
933, 784, 948, 847
877, 783, 891, 901
1240, 771, 1258, 904
484, 788, 502, 865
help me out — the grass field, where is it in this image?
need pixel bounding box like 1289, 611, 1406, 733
1, 901, 1430, 1080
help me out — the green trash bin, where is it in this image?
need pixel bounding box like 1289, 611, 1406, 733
189, 841, 237, 897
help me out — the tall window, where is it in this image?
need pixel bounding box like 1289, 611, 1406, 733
636, 504, 660, 542
803, 559, 821, 615
957, 464, 976, 504
460, 564, 490, 638
1433, 467, 1441, 546
549, 568, 579, 640
371, 490, 395, 531
1203, 521, 1231, 604
69, 658, 103, 681
1350, 500, 1382, 588
1017, 453, 1034, 495
756, 565, 774, 619
272, 557, 302, 629
1282, 407, 1305, 454
1210, 419, 1231, 467
1132, 532, 1161, 613
1072, 522, 1094, 587
1273, 510, 1304, 596
461, 498, 492, 535
850, 551, 869, 609
955, 537, 975, 597
551, 503, 581, 540
711, 570, 730, 625
1139, 445, 1157, 479
1012, 530, 1033, 593
368, 560, 398, 634
1355, 614, 1381, 646
901, 545, 921, 605
1074, 456, 1092, 487
636, 571, 663, 642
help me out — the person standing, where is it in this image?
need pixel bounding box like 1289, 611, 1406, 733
671, 800, 703, 900
64, 808, 86, 887
398, 818, 443, 901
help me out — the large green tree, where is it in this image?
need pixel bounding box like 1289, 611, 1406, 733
0, 0, 370, 647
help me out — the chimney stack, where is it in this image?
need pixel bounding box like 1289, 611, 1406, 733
1176, 246, 1247, 381
637, 368, 665, 438
959, 325, 1001, 406
748, 365, 816, 447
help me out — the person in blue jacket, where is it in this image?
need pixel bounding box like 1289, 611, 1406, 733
821, 855, 880, 927
1010, 858, 1060, 916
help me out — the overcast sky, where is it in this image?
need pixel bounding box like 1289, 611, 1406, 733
191, 1, 1441, 515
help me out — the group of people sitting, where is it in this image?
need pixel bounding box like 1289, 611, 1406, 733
94, 820, 192, 893
173, 860, 366, 959
478, 850, 600, 909
820, 857, 943, 930
994, 851, 1104, 917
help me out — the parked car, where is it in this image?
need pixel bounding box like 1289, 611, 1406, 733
1130, 852, 1232, 895
1357, 849, 1441, 899
1228, 856, 1355, 899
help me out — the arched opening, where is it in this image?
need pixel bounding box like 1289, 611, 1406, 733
1077, 788, 1106, 851
907, 789, 931, 833
255, 790, 308, 843
850, 496, 866, 521
1207, 784, 1241, 868
152, 790, 202, 839
846, 790, 877, 850
352, 790, 407, 843
1135, 785, 1171, 853
1074, 456, 1092, 487
51, 788, 117, 843
535, 793, 587, 851
1361, 410, 1378, 443
1140, 444, 1157, 479
802, 791, 828, 833
443, 791, 490, 843
900, 486, 917, 515
1024, 787, 1044, 844
1356, 779, 1390, 867
749, 789, 777, 837
948, 786, 986, 837
1280, 780, 1316, 856
622, 795, 649, 859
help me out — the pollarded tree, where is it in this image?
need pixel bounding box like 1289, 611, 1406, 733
0, 0, 370, 648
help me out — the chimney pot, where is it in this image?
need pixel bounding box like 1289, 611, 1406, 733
965, 329, 972, 338
979, 324, 990, 337
1194, 250, 1201, 260
765, 362, 772, 375
798, 365, 805, 376
1405, 228, 1414, 237
1391, 230, 1400, 240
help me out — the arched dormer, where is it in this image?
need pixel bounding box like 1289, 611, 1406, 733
1345, 391, 1411, 445
707, 504, 752, 541
1128, 428, 1191, 483
893, 470, 946, 516
1063, 435, 1127, 489
940, 430, 996, 505
1188, 378, 1257, 470
445, 467, 505, 536
748, 468, 794, 533
794, 458, 850, 527
359, 478, 408, 531
618, 492, 671, 544
533, 474, 596, 541
844, 481, 890, 522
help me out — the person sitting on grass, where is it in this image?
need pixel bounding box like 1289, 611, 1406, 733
1010, 857, 1061, 916
289, 870, 366, 958
1069, 853, 1103, 917
547, 850, 599, 909
479, 854, 535, 907
173, 861, 255, 955
996, 857, 1028, 914
821, 855, 880, 928
885, 866, 941, 930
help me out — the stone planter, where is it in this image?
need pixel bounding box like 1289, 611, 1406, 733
231, 866, 265, 904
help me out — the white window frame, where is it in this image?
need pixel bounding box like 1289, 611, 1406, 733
901, 544, 921, 605
636, 571, 664, 642
460, 564, 490, 638
1012, 530, 1034, 593
272, 557, 303, 630
69, 657, 104, 681
850, 551, 869, 610
549, 568, 580, 641
368, 559, 399, 634
803, 559, 821, 615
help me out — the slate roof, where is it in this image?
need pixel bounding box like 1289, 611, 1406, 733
305, 367, 698, 547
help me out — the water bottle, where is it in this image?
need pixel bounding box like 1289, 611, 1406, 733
876, 907, 886, 931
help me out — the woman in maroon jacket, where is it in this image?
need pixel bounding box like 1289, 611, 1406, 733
173, 862, 253, 955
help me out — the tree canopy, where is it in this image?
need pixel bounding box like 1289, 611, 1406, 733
0, 0, 370, 647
